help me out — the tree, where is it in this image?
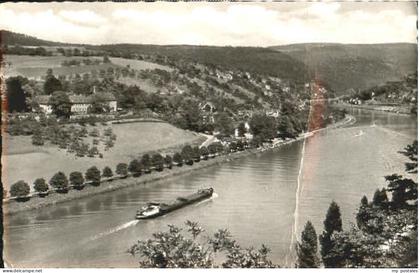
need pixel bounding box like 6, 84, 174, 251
319, 201, 343, 267
200, 146, 209, 160
237, 122, 247, 137
296, 221, 320, 268
49, 172, 69, 192
6, 76, 27, 112
192, 146, 201, 162
141, 154, 151, 173
102, 166, 113, 178
249, 114, 277, 141
152, 154, 164, 171
173, 152, 183, 166
10, 180, 30, 199
164, 155, 173, 169
33, 178, 49, 195
69, 171, 85, 189
372, 188, 388, 208
129, 221, 275, 268
85, 166, 101, 185
399, 140, 417, 173
43, 75, 63, 95
385, 174, 417, 208
88, 146, 99, 157
356, 196, 369, 229
49, 91, 71, 118
181, 145, 194, 165
215, 112, 234, 136
32, 128, 44, 145
128, 159, 142, 176
116, 163, 128, 177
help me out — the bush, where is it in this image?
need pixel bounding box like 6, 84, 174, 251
88, 146, 99, 157
10, 180, 30, 199
49, 172, 69, 192
33, 178, 49, 195
85, 166, 101, 185
116, 163, 128, 177
102, 166, 114, 178
32, 129, 44, 146
69, 171, 85, 189
173, 152, 183, 166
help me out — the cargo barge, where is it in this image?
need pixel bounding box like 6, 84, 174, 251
135, 188, 214, 219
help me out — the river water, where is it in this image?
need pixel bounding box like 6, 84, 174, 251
4, 108, 417, 268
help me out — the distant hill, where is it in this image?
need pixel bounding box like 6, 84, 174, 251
90, 44, 311, 83
271, 43, 417, 95
0, 30, 72, 46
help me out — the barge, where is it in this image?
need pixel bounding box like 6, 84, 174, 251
136, 188, 214, 219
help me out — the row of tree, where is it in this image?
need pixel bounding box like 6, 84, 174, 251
7, 141, 240, 201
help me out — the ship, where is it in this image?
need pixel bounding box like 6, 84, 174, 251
135, 188, 214, 219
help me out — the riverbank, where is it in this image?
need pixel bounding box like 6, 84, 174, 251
334, 103, 414, 115
4, 114, 355, 216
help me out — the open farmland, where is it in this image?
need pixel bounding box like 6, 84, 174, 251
2, 54, 173, 78
2, 121, 204, 190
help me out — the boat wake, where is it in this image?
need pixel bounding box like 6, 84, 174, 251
195, 192, 218, 206
286, 139, 306, 267
354, 130, 365, 137
86, 220, 139, 242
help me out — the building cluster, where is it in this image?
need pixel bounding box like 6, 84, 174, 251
34, 92, 117, 115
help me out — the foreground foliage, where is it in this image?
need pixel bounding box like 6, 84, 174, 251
129, 221, 276, 268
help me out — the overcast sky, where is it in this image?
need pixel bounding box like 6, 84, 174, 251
0, 2, 417, 46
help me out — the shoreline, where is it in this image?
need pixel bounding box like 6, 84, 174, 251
333, 103, 414, 116
3, 114, 355, 216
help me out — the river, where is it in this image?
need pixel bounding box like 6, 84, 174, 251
4, 108, 417, 267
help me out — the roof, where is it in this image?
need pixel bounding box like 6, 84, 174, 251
34, 92, 116, 105
35, 95, 51, 104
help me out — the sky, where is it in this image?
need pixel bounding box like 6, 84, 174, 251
0, 1, 417, 46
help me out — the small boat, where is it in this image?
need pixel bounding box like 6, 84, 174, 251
136, 188, 214, 219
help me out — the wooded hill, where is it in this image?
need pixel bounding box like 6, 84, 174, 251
271, 43, 417, 95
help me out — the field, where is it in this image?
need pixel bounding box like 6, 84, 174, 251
3, 54, 172, 78
109, 57, 172, 71
2, 122, 204, 190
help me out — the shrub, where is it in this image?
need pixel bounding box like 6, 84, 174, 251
34, 178, 49, 195
116, 163, 128, 177
32, 129, 44, 146
85, 166, 101, 186
10, 180, 30, 199
49, 172, 69, 192
89, 128, 100, 137
102, 166, 114, 178
69, 171, 85, 189
88, 146, 99, 157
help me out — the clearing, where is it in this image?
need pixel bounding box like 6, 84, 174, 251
2, 121, 204, 190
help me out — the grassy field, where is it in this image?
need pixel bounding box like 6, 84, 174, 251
3, 54, 172, 78
2, 122, 204, 190
109, 57, 173, 71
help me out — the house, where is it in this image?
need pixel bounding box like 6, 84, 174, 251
34, 92, 117, 115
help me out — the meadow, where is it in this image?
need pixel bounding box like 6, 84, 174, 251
2, 121, 204, 190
